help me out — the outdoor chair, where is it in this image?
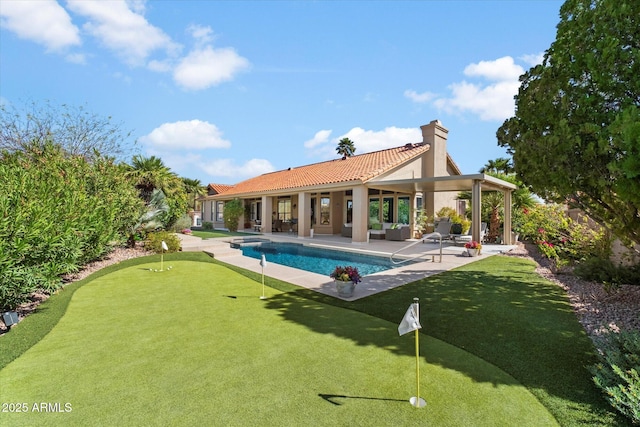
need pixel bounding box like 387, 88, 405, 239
427, 219, 451, 242
385, 225, 410, 241
273, 219, 283, 232
454, 222, 487, 244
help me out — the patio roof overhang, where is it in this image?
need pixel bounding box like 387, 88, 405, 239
368, 173, 517, 193
369, 173, 516, 244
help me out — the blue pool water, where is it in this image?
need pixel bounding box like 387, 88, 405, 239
236, 242, 408, 277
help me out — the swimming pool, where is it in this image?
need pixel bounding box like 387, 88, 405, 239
234, 241, 411, 277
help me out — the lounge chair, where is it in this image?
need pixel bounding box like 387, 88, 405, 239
427, 219, 451, 242
454, 222, 487, 244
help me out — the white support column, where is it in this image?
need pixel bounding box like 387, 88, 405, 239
471, 180, 482, 243
503, 190, 513, 244
262, 196, 272, 233
352, 185, 369, 243
297, 191, 311, 238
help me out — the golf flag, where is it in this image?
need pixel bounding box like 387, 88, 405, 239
398, 302, 421, 336
161, 240, 168, 251
260, 254, 267, 268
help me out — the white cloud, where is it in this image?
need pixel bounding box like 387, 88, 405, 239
429, 55, 532, 122
0, 0, 80, 51
173, 46, 250, 90
520, 52, 545, 67
305, 126, 421, 159
140, 120, 231, 150
200, 158, 274, 178
404, 89, 436, 103
188, 24, 214, 46
65, 52, 86, 64
303, 129, 332, 149
66, 0, 179, 66
463, 56, 524, 81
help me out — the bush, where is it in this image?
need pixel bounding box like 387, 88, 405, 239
202, 221, 213, 230
145, 231, 181, 253
0, 142, 142, 310
575, 258, 640, 291
223, 198, 244, 232
589, 330, 640, 425
170, 214, 193, 232
518, 204, 610, 262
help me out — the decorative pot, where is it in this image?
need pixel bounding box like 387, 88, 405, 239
335, 280, 355, 297
467, 248, 480, 257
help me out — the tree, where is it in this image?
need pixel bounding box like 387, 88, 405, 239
127, 155, 180, 203
126, 155, 188, 229
182, 177, 206, 212
0, 100, 135, 161
336, 137, 356, 159
479, 157, 513, 174
223, 198, 244, 232
497, 0, 640, 246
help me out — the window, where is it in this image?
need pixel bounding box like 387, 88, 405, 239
277, 198, 291, 221
369, 197, 379, 224
250, 201, 262, 221
383, 197, 394, 223
216, 201, 224, 222
210, 201, 215, 221
346, 199, 353, 223
310, 197, 316, 225
320, 197, 330, 224
398, 196, 410, 224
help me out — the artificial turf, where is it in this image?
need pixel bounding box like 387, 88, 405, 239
1, 256, 556, 426
0, 251, 628, 425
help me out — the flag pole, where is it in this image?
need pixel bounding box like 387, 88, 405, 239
260, 254, 267, 299
410, 298, 426, 408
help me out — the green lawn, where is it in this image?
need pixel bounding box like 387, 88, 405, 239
189, 229, 255, 239
0, 252, 627, 426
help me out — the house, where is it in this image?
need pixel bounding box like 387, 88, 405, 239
200, 120, 516, 244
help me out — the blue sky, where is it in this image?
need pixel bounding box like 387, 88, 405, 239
1, 0, 563, 185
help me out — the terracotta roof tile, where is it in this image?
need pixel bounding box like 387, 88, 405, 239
207, 183, 234, 195
215, 143, 429, 197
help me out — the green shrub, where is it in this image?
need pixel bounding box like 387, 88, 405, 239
223, 198, 244, 232
170, 214, 193, 232
0, 142, 142, 310
202, 221, 213, 230
589, 330, 640, 424
518, 204, 610, 262
575, 258, 640, 291
145, 231, 181, 253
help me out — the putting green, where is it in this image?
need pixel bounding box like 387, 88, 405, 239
0, 261, 557, 426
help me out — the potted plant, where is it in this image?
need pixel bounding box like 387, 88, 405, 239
330, 265, 362, 297
464, 241, 482, 256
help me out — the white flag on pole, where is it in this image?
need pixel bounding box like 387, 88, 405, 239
260, 254, 267, 268
161, 241, 168, 251
398, 303, 421, 336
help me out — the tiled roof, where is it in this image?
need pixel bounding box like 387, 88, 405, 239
214, 143, 429, 197
207, 183, 234, 195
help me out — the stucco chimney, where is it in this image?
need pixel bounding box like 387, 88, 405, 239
421, 119, 449, 178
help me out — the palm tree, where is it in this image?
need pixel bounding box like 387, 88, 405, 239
479, 157, 514, 174
336, 138, 356, 159
127, 155, 181, 203
182, 177, 206, 212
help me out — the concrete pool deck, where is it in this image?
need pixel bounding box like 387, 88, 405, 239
177, 232, 517, 301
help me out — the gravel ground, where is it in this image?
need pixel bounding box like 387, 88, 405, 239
3, 243, 639, 344
504, 242, 640, 345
